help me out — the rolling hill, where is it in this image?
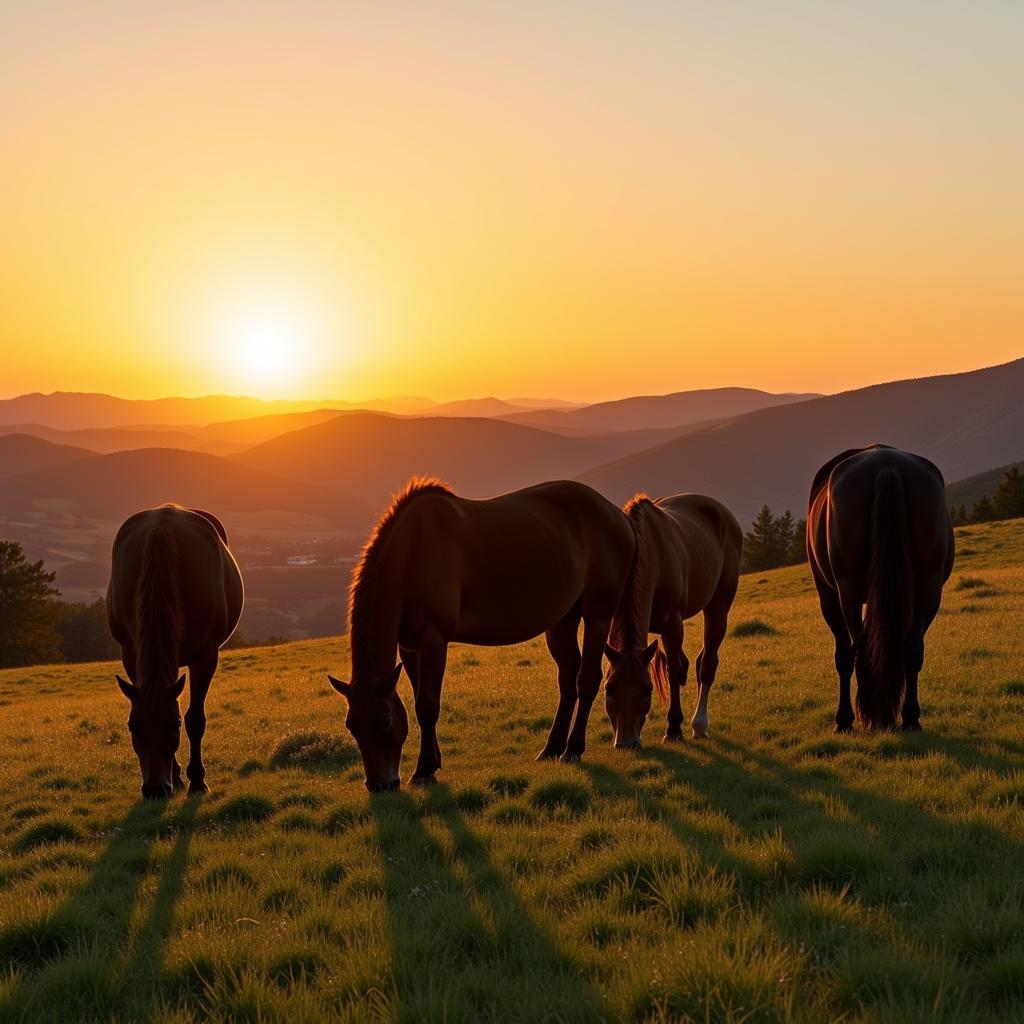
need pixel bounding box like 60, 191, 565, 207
0, 422, 214, 455
502, 387, 820, 435
0, 434, 97, 478
230, 412, 681, 508
0, 447, 373, 530
946, 460, 1024, 510
579, 358, 1024, 526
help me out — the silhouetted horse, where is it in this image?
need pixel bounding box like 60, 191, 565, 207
604, 494, 742, 748
807, 445, 954, 732
107, 505, 243, 798
328, 479, 635, 790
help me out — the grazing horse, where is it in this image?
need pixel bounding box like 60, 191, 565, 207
604, 494, 742, 748
327, 478, 635, 790
107, 505, 243, 798
807, 445, 954, 732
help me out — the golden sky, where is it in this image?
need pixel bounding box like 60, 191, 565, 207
2, 2, 1021, 402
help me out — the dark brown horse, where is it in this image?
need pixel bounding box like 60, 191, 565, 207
328, 478, 635, 790
807, 445, 954, 732
604, 494, 742, 748
107, 505, 243, 798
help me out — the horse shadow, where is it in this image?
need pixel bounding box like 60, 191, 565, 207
368, 784, 611, 1023
0, 797, 199, 1021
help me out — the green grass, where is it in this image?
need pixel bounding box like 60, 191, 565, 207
1, 519, 1023, 1022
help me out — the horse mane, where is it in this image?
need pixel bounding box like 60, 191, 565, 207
136, 523, 184, 694
347, 477, 454, 650
612, 494, 655, 652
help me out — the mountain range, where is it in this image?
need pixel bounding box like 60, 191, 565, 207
2, 360, 1022, 639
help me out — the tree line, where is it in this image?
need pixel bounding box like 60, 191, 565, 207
949, 466, 1024, 526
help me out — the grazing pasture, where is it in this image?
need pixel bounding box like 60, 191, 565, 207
1, 520, 1023, 1023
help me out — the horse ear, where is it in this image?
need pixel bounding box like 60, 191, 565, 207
327, 674, 351, 698
604, 644, 621, 665
172, 674, 187, 699
386, 663, 402, 692
643, 640, 659, 664
116, 675, 136, 701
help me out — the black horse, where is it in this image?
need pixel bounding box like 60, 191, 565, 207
807, 445, 954, 732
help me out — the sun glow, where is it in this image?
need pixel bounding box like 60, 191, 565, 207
205, 285, 334, 398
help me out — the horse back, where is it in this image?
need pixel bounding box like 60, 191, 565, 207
108, 505, 243, 656
810, 447, 953, 591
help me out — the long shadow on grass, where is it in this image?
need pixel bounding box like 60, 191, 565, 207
577, 747, 1001, 1022
117, 798, 199, 1013
634, 734, 1024, 1019
0, 798, 192, 1022
369, 785, 611, 1023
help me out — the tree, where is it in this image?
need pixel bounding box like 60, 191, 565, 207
993, 466, 1024, 521
787, 518, 808, 565
743, 506, 799, 572
971, 496, 997, 523
0, 542, 61, 668
56, 599, 119, 663
949, 505, 969, 527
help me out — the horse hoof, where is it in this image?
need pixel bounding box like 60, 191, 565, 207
663, 731, 683, 743
691, 726, 708, 740
535, 748, 564, 762
410, 773, 437, 786
187, 783, 209, 797
172, 777, 186, 791
834, 723, 853, 734
559, 750, 582, 764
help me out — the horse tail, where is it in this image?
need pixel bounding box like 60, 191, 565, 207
860, 467, 912, 728
136, 524, 183, 690
651, 647, 669, 705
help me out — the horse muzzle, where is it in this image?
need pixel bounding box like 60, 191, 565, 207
614, 738, 642, 751
141, 780, 173, 800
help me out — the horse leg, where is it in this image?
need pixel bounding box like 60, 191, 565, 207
691, 563, 739, 739
411, 632, 447, 784
184, 647, 218, 796
817, 585, 856, 732
903, 586, 940, 731
561, 611, 611, 763
660, 618, 689, 742
537, 607, 582, 760
400, 646, 419, 699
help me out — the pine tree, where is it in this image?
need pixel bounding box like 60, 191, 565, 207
992, 466, 1024, 521
971, 495, 997, 523
743, 506, 778, 572
949, 505, 969, 527
0, 542, 61, 667
786, 518, 808, 564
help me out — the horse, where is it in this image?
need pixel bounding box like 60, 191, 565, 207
603, 493, 742, 748
807, 445, 954, 732
327, 478, 635, 790
107, 504, 243, 798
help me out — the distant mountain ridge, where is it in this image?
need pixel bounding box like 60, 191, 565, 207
579, 358, 1024, 526
502, 387, 821, 435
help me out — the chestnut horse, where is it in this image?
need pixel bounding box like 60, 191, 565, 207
107, 505, 243, 798
328, 479, 635, 790
807, 445, 954, 732
604, 494, 742, 748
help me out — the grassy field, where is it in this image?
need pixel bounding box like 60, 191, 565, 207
2, 520, 1023, 1023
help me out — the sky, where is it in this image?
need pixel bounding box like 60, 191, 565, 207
2, 1, 1021, 402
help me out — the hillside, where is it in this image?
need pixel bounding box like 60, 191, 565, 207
0, 447, 372, 530
503, 387, 819, 435
231, 413, 652, 508
0, 422, 215, 455
1, 519, 1022, 1022
580, 358, 1024, 526
0, 433, 96, 478
947, 460, 1024, 510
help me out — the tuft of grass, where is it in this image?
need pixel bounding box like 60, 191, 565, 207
731, 619, 777, 638
268, 730, 359, 773
488, 774, 529, 797
956, 575, 989, 590
214, 794, 276, 826
530, 779, 590, 814
12, 820, 83, 854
